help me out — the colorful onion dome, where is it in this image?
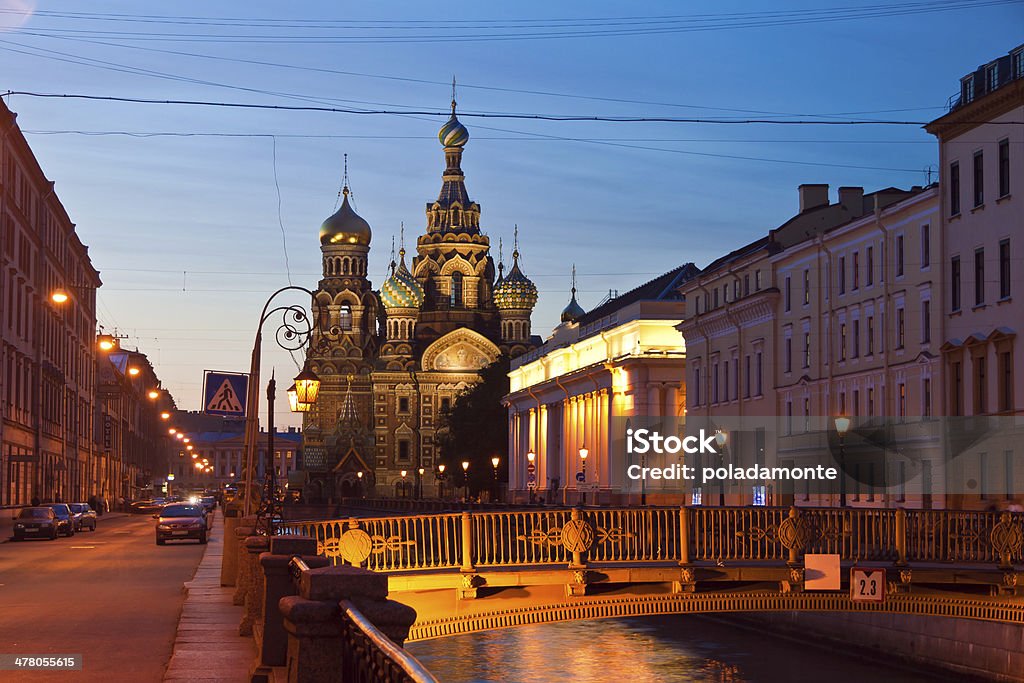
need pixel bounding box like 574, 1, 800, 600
380, 251, 424, 310
319, 188, 371, 247
438, 114, 469, 148
494, 257, 538, 311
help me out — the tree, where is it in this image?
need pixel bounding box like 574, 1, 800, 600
437, 357, 509, 496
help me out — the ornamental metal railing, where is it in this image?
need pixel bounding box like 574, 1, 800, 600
279, 506, 1023, 572
337, 600, 438, 683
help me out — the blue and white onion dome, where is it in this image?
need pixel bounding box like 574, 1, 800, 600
438, 113, 469, 148
494, 256, 538, 310
380, 252, 425, 310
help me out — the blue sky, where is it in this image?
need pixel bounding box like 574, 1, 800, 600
2, 0, 1022, 425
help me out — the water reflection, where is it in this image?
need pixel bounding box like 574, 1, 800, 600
407, 615, 944, 683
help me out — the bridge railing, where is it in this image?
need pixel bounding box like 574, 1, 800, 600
279, 506, 1022, 571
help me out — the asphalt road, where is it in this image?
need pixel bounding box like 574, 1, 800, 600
0, 512, 209, 682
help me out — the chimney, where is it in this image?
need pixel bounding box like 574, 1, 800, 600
798, 184, 829, 212
838, 186, 865, 217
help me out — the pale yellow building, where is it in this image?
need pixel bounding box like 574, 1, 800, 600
505, 264, 698, 505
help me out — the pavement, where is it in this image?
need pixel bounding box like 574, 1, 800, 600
0, 511, 207, 682
162, 513, 259, 682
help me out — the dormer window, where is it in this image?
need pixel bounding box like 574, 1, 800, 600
1014, 48, 1024, 79
961, 75, 975, 104
986, 63, 999, 92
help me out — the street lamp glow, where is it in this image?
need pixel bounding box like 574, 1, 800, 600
128, 366, 140, 377
527, 451, 536, 463
418, 467, 425, 476
50, 290, 69, 304
183, 437, 190, 443
438, 463, 446, 474
579, 447, 589, 461
292, 362, 322, 406
168, 428, 177, 435
160, 411, 171, 420
461, 461, 469, 472
148, 390, 160, 400
491, 456, 500, 468
97, 335, 116, 352
400, 470, 407, 478
286, 383, 311, 412
715, 430, 728, 448
167, 473, 175, 481
834, 416, 851, 436
357, 471, 363, 479
191, 453, 198, 459
186, 444, 194, 451
176, 433, 184, 440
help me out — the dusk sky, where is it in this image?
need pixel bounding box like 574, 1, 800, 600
2, 0, 1022, 425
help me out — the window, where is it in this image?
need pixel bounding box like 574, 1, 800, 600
398, 397, 409, 413
440, 397, 451, 413
986, 63, 999, 91
951, 256, 961, 311
838, 256, 846, 294
803, 269, 810, 305
867, 387, 875, 416
975, 248, 985, 306
755, 270, 762, 290
980, 452, 989, 500
694, 367, 701, 406
785, 400, 793, 435
866, 316, 874, 355
898, 383, 906, 420
840, 323, 847, 361
952, 361, 963, 416
866, 247, 874, 286
923, 378, 932, 418
784, 276, 791, 312
853, 390, 860, 416
724, 361, 730, 402
1015, 48, 1024, 79
950, 162, 961, 216
921, 224, 930, 268
999, 351, 1013, 412
896, 235, 904, 277
803, 333, 810, 368
450, 272, 464, 307
398, 440, 410, 461
338, 304, 352, 331
744, 275, 749, 296
756, 352, 763, 396
852, 320, 860, 358
713, 362, 719, 403
896, 308, 905, 349
973, 152, 984, 207
784, 337, 792, 373
1000, 239, 1011, 299
961, 75, 974, 104
975, 356, 987, 414
922, 300, 931, 343
714, 289, 719, 308
744, 355, 751, 398
852, 252, 860, 290
733, 280, 739, 300
999, 139, 1010, 198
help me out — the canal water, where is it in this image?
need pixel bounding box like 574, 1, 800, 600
407, 615, 947, 682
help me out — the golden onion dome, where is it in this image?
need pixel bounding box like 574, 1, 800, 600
494, 257, 538, 311
319, 189, 371, 247
380, 252, 424, 310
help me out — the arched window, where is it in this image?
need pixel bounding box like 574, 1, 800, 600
338, 304, 352, 331
450, 273, 463, 308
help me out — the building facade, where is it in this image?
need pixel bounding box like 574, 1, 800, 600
505, 264, 698, 505
1, 99, 102, 505
301, 102, 538, 501
926, 44, 1024, 509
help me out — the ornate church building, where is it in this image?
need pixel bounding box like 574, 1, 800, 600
300, 102, 539, 501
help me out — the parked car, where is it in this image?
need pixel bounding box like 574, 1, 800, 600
200, 496, 217, 512
13, 507, 59, 541
155, 504, 208, 545
130, 499, 166, 514
49, 504, 75, 537
69, 503, 98, 531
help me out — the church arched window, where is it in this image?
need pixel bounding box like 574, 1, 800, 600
338, 304, 352, 331
450, 273, 463, 308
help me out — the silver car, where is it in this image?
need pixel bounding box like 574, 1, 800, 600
69, 503, 97, 531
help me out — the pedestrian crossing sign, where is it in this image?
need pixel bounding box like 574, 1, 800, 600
203, 371, 249, 416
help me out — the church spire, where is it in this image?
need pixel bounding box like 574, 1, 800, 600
560, 264, 585, 323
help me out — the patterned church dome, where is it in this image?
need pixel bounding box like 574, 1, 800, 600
380, 251, 424, 310
438, 114, 469, 148
320, 189, 372, 247
494, 250, 537, 311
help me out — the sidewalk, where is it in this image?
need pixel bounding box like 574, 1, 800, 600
163, 514, 258, 682
0, 507, 130, 542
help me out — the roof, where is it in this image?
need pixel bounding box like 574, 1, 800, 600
575, 262, 699, 326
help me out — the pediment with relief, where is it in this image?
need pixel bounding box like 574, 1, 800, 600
421, 328, 500, 372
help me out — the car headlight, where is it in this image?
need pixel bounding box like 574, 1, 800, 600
15, 523, 24, 529
157, 524, 170, 530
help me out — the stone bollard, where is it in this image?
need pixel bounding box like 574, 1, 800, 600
240, 534, 270, 636
232, 517, 257, 605
258, 536, 329, 667
280, 565, 417, 683
220, 506, 241, 587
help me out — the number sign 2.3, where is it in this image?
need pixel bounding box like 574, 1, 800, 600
850, 567, 886, 603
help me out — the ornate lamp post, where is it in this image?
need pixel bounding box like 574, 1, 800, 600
400, 470, 408, 498
356, 470, 364, 498
461, 460, 470, 500
579, 447, 589, 505
834, 416, 851, 508
491, 456, 500, 503
418, 467, 425, 500
714, 430, 728, 506
526, 451, 536, 504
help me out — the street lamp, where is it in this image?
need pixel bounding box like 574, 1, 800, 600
418, 467, 425, 500
715, 430, 728, 506
461, 460, 470, 500
526, 451, 537, 504
128, 366, 141, 377
400, 469, 408, 498
579, 447, 589, 506
834, 416, 851, 508
437, 463, 447, 499
286, 383, 311, 412
160, 411, 171, 420
148, 389, 160, 400
491, 456, 500, 503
